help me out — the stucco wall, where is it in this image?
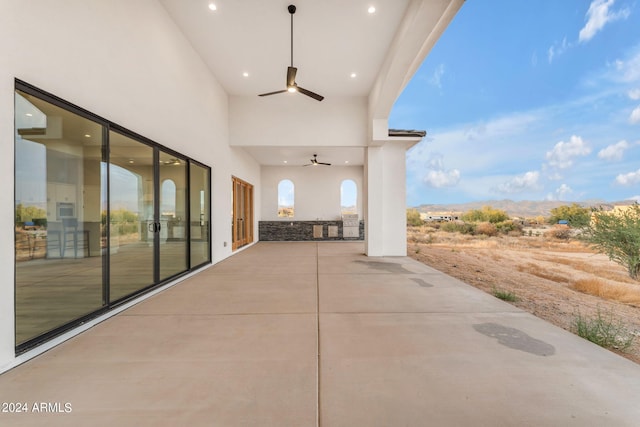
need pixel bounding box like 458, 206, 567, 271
0, 0, 259, 369
261, 165, 363, 221
230, 95, 368, 147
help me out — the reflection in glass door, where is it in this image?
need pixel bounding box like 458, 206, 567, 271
190, 162, 210, 267
14, 89, 106, 348
159, 151, 188, 280
108, 131, 155, 301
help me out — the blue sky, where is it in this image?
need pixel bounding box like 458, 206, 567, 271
390, 0, 640, 206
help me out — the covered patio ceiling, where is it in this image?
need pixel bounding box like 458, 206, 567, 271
159, 0, 462, 166
240, 146, 365, 167
160, 0, 412, 98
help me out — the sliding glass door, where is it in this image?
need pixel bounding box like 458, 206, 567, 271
108, 132, 190, 301
190, 163, 210, 267
159, 151, 188, 280
14, 81, 211, 352
108, 130, 156, 301
14, 89, 106, 346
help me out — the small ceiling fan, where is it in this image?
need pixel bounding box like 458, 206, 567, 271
258, 5, 324, 101
304, 154, 331, 166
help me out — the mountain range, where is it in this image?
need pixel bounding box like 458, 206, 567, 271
412, 199, 637, 219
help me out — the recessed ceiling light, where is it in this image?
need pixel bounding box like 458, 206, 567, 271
84, 134, 91, 138
242, 72, 249, 77
208, 3, 217, 11
345, 160, 349, 164
283, 160, 288, 164
128, 159, 134, 164
350, 72, 357, 78
368, 6, 376, 14
25, 113, 33, 117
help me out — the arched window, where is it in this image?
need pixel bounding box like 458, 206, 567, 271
340, 179, 357, 215
278, 179, 294, 217
161, 179, 177, 218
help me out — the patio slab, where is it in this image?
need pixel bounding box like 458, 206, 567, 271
319, 312, 640, 426
1, 241, 640, 426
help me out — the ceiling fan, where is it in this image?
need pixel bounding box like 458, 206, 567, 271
258, 5, 324, 101
304, 154, 331, 166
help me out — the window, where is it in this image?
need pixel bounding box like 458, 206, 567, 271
340, 179, 357, 215
277, 179, 294, 218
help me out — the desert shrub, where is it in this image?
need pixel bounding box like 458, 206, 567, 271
496, 220, 523, 235
462, 206, 509, 224
583, 204, 640, 280
573, 309, 634, 351
475, 221, 498, 236
441, 221, 476, 234
545, 224, 571, 240
492, 287, 518, 302
548, 203, 591, 227
406, 209, 424, 226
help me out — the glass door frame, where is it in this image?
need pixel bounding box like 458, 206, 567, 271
189, 159, 212, 269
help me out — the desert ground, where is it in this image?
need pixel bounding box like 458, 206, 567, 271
407, 226, 640, 364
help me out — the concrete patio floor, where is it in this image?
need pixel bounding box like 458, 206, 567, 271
1, 241, 640, 426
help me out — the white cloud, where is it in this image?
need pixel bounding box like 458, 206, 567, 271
545, 135, 591, 169
598, 140, 629, 161
615, 49, 640, 83
547, 46, 555, 64
630, 105, 640, 124
579, 0, 630, 43
628, 195, 640, 202
426, 152, 445, 170
616, 168, 640, 185
629, 89, 640, 100
496, 171, 541, 194
554, 184, 573, 201
406, 111, 541, 177
596, 46, 640, 85
423, 169, 461, 188
429, 64, 445, 89
407, 150, 461, 189
548, 37, 570, 63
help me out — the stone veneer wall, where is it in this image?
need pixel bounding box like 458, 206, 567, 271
259, 221, 365, 241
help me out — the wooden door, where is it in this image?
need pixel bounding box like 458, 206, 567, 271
232, 176, 253, 250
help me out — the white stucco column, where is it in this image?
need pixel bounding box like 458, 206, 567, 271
364, 141, 411, 257
364, 146, 384, 256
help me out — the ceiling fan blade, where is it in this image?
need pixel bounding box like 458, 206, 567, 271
317, 162, 332, 166
258, 89, 288, 97
297, 86, 324, 101
287, 67, 297, 87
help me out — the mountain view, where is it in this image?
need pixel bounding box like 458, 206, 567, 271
412, 199, 637, 219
